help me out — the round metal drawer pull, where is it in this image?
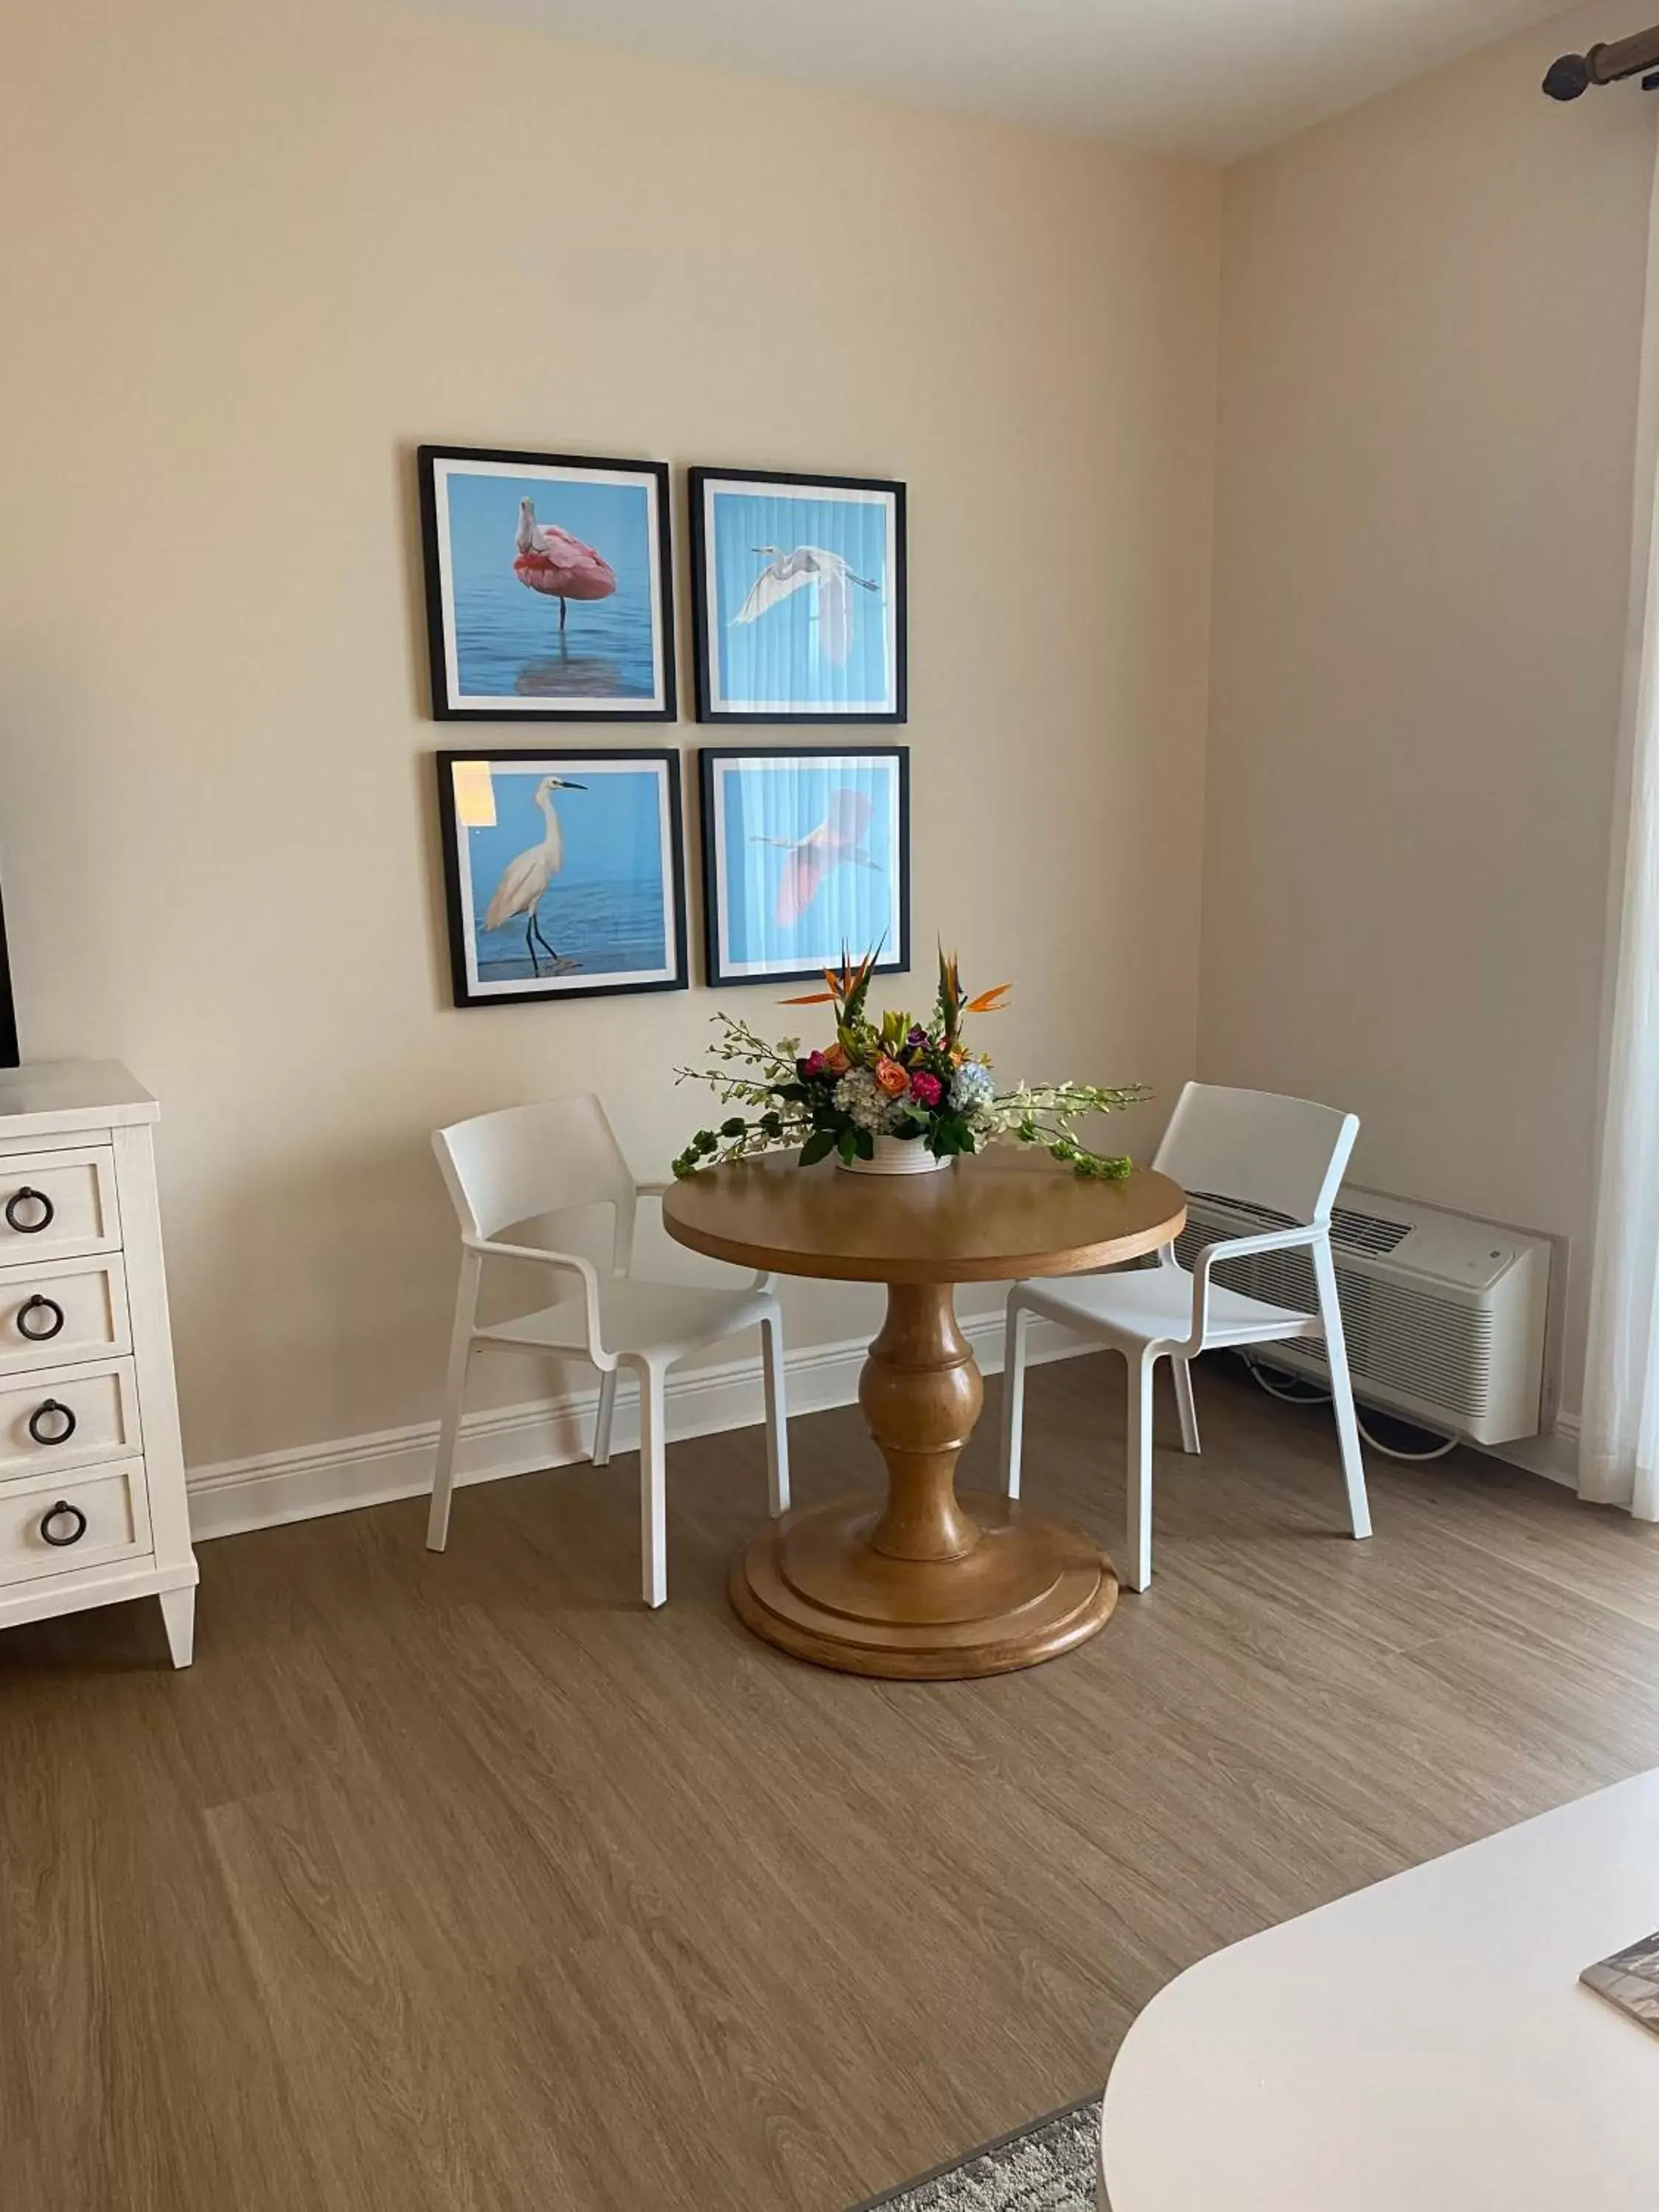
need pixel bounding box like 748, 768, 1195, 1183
27, 1399, 77, 1447
4, 1188, 55, 1235
39, 1500, 87, 1548
16, 1295, 65, 1343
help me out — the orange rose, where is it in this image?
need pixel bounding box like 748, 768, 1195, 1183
873, 1057, 910, 1098
823, 1042, 852, 1074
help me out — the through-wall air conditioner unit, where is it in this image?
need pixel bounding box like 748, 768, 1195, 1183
1171, 1186, 1553, 1446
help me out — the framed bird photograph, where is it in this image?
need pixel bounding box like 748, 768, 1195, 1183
435, 750, 688, 1006
698, 746, 909, 988
688, 467, 906, 723
418, 445, 675, 721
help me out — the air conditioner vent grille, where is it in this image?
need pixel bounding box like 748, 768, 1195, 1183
1185, 1189, 1410, 1256
1328, 1206, 1411, 1256
1187, 1191, 1295, 1230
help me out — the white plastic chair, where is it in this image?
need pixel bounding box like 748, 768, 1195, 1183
428, 1095, 789, 1606
999, 1082, 1371, 1592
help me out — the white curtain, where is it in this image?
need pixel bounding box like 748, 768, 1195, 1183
1581, 145, 1659, 1522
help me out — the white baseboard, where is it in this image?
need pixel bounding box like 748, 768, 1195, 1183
186, 1325, 1587, 1544
1478, 1411, 1579, 1491
185, 1312, 1085, 1543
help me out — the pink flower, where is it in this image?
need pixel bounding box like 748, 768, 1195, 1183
801, 1050, 827, 1078
908, 1071, 943, 1109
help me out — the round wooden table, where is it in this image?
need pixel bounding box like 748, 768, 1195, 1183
661, 1149, 1186, 1680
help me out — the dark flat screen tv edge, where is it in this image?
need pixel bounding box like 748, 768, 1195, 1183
0, 876, 18, 1068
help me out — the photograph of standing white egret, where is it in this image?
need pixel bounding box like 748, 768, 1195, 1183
418, 447, 675, 720
435, 751, 688, 1006
698, 747, 909, 987
689, 467, 905, 722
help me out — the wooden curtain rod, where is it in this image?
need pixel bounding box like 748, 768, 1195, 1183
1544, 28, 1659, 99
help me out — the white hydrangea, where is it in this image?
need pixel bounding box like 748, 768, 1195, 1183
834, 1068, 900, 1135
950, 1058, 998, 1132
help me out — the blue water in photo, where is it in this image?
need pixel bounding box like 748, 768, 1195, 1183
718, 756, 899, 972
445, 472, 659, 702
467, 768, 668, 982
710, 490, 892, 711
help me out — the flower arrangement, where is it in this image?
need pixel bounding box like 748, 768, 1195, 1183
672, 947, 1150, 1179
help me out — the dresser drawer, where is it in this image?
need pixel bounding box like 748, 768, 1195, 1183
0, 1147, 121, 1265
0, 1458, 152, 1587
0, 1356, 142, 1481
0, 1255, 131, 1377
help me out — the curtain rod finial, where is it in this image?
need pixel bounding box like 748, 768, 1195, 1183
1543, 52, 1592, 100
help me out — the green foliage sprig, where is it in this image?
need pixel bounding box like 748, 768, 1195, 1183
673, 947, 1150, 1180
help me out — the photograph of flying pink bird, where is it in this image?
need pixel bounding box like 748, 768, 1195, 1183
702, 749, 905, 986
512, 497, 617, 632
733, 546, 878, 669
753, 785, 880, 927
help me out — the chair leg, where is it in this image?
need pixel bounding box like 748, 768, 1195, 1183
428, 1249, 480, 1553
1000, 1299, 1031, 1500
639, 1360, 668, 1608
1124, 1350, 1156, 1593
592, 1366, 619, 1467
1312, 1239, 1372, 1542
1172, 1357, 1200, 1455
760, 1311, 790, 1517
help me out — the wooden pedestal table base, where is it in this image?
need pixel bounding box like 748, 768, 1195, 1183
731, 1281, 1119, 1678
661, 1149, 1186, 1680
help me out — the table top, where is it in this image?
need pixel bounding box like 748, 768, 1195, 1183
660, 1147, 1185, 1285
1100, 1766, 1659, 2211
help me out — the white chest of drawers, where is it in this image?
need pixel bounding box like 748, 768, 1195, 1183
0, 1062, 196, 1666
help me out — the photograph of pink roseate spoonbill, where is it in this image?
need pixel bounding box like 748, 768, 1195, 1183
420, 449, 675, 716
754, 785, 881, 927
483, 773, 585, 977
513, 498, 616, 632
734, 546, 877, 669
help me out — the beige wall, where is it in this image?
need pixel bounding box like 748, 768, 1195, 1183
0, 0, 1219, 1468
1203, 3, 1655, 1417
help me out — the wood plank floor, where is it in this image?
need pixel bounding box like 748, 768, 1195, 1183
5, 1352, 1659, 2211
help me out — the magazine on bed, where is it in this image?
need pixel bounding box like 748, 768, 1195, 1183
1582, 1931, 1659, 2036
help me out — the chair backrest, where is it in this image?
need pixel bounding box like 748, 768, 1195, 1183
433, 1094, 635, 1244
1152, 1082, 1359, 1227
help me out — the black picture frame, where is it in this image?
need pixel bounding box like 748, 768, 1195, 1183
687, 465, 907, 724
697, 745, 911, 989
0, 874, 18, 1068
436, 748, 689, 1007
417, 444, 677, 723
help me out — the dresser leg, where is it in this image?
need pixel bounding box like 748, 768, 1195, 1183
159, 1587, 195, 1669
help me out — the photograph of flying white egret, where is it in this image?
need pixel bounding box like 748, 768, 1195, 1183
437, 751, 688, 1006
689, 467, 905, 722
735, 547, 877, 669
698, 746, 910, 987
419, 445, 676, 721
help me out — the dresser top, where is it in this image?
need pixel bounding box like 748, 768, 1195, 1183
0, 1061, 159, 1135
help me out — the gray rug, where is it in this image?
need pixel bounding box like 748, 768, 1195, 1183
851, 2096, 1102, 2211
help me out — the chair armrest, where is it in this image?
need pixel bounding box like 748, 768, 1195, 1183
1185, 1224, 1321, 1352
633, 1184, 773, 1295
462, 1234, 611, 1368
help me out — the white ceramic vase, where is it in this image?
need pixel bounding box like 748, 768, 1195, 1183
838, 1133, 951, 1177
